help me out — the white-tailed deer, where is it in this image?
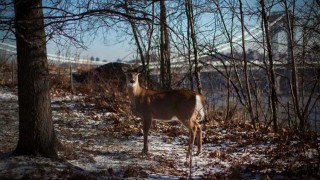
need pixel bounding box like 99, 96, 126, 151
122, 66, 205, 158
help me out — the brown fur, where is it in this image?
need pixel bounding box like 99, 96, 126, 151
123, 67, 204, 158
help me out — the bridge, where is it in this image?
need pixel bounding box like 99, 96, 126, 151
146, 11, 293, 72
0, 42, 106, 66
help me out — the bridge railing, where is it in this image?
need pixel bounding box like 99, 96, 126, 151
0, 42, 106, 66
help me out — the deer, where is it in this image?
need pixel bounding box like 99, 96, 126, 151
122, 66, 205, 159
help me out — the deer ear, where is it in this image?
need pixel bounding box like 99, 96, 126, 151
122, 66, 128, 73
137, 66, 144, 73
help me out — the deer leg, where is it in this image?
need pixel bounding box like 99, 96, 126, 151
195, 122, 202, 156
142, 116, 152, 156
186, 123, 197, 159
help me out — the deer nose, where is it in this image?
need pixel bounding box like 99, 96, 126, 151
130, 80, 135, 83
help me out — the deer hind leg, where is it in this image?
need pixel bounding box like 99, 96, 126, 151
142, 116, 152, 156
195, 122, 202, 156
185, 121, 197, 159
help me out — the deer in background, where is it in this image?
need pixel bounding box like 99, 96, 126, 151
122, 66, 205, 158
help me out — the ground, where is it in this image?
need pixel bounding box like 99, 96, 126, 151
0, 85, 319, 179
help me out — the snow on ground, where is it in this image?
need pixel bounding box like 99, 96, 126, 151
0, 86, 319, 179
0, 87, 17, 101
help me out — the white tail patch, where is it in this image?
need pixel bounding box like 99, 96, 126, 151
195, 95, 205, 122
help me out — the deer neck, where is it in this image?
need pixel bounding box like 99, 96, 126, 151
128, 83, 145, 99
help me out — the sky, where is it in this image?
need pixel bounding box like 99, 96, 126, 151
47, 39, 132, 63
46, 29, 135, 63
85, 41, 133, 62
1, 25, 134, 63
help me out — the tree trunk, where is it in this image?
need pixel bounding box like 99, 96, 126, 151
13, 0, 58, 159
260, 0, 278, 132
283, 0, 303, 131
185, 0, 194, 90
145, 1, 155, 86
214, 0, 235, 121
185, 0, 202, 93
160, 0, 171, 89
125, 0, 146, 69
239, 0, 256, 129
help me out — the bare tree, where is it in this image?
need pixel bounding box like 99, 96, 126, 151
159, 0, 171, 89
124, 0, 146, 68
282, 0, 303, 130
185, 0, 202, 93
185, 0, 194, 90
212, 0, 236, 121
260, 0, 278, 132
239, 0, 256, 129
13, 0, 58, 159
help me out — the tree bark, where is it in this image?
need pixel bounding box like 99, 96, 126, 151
214, 0, 235, 121
125, 0, 146, 68
145, 1, 155, 86
185, 0, 202, 93
283, 0, 303, 130
260, 0, 278, 132
185, 0, 194, 90
160, 0, 171, 89
13, 0, 58, 159
239, 0, 256, 129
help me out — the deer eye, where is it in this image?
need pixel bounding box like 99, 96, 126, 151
130, 80, 135, 83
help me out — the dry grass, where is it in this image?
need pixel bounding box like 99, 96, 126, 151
0, 50, 16, 86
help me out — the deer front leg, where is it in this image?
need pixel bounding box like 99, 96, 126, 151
142, 116, 152, 156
